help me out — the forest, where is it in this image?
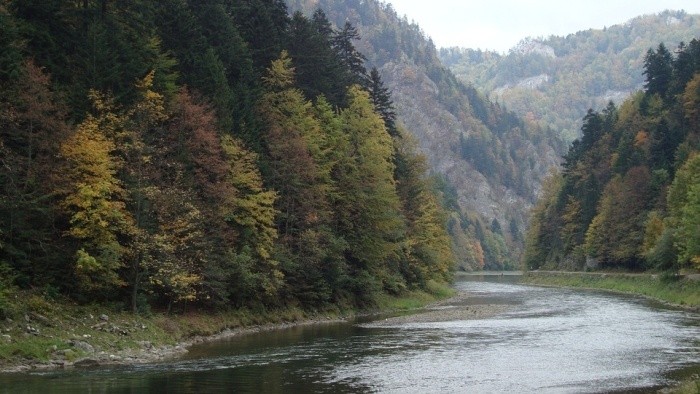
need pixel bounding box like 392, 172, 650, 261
524, 39, 700, 272
441, 11, 700, 142
287, 0, 565, 272
0, 0, 455, 315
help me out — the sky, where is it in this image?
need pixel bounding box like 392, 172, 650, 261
388, 0, 700, 53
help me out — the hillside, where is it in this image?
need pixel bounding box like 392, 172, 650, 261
523, 39, 700, 272
286, 0, 565, 270
440, 10, 700, 141
0, 0, 456, 314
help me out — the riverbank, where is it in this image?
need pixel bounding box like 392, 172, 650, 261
523, 271, 700, 310
0, 282, 455, 374
523, 271, 700, 393
368, 291, 511, 326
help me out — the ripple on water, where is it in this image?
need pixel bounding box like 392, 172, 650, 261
1, 279, 698, 393
326, 280, 700, 393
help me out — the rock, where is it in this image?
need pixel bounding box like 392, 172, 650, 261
25, 325, 39, 335
73, 358, 100, 368
137, 341, 153, 349
69, 340, 95, 353
1, 334, 11, 342
91, 322, 108, 330
99, 314, 109, 321
28, 312, 53, 327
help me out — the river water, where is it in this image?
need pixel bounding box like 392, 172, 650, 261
1, 276, 699, 393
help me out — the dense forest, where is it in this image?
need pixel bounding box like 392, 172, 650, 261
441, 10, 700, 142
287, 0, 564, 271
0, 0, 455, 314
524, 39, 700, 272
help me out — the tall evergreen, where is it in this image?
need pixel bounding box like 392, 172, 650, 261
333, 22, 369, 88
367, 67, 397, 136
643, 43, 673, 98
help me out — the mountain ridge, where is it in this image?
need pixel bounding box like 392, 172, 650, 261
440, 10, 700, 141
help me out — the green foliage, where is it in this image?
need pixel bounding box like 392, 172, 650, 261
524, 38, 700, 272
337, 86, 404, 276
287, 0, 551, 269
0, 0, 456, 313
668, 155, 700, 268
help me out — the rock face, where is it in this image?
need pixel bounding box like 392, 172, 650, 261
441, 10, 700, 142
380, 61, 557, 226
287, 0, 564, 267
512, 38, 557, 58
69, 340, 95, 354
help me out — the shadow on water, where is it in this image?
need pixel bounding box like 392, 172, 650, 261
1, 275, 699, 393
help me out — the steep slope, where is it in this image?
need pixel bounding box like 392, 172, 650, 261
524, 39, 700, 272
286, 0, 564, 270
440, 10, 700, 141
0, 0, 455, 311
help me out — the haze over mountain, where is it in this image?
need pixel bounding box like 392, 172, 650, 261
440, 10, 700, 141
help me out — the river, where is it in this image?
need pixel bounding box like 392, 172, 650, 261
1, 276, 698, 393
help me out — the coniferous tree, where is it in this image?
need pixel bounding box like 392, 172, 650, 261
368, 67, 397, 136
333, 22, 369, 88
337, 85, 404, 301
227, 0, 289, 72
643, 43, 673, 98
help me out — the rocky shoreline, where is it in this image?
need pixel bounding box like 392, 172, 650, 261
0, 289, 509, 374
0, 316, 346, 374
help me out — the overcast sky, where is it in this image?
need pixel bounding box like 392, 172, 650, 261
388, 1, 700, 53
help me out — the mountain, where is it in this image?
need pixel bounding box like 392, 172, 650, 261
440, 10, 700, 141
286, 0, 565, 270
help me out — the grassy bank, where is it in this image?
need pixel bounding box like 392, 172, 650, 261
0, 281, 455, 372
524, 271, 700, 393
523, 271, 700, 309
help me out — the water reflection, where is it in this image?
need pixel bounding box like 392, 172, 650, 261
1, 277, 698, 393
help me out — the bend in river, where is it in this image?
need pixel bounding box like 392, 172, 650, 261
1, 276, 699, 393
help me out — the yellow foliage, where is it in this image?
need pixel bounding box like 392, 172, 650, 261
642, 211, 664, 255
59, 90, 141, 293
262, 50, 295, 90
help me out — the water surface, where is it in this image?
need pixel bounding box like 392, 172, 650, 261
1, 276, 698, 393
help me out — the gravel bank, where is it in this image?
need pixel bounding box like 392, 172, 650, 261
368, 292, 512, 326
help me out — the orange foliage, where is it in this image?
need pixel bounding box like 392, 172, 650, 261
634, 130, 649, 147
